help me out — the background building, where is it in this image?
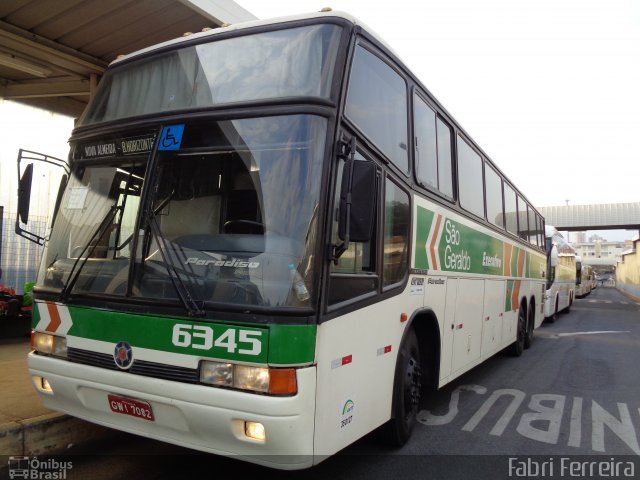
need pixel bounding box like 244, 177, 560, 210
573, 237, 631, 268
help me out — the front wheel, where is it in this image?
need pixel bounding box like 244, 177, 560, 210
384, 328, 422, 446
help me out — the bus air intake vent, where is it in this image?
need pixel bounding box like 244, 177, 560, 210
67, 347, 199, 383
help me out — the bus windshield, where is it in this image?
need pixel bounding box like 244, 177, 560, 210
40, 115, 327, 311
79, 24, 342, 126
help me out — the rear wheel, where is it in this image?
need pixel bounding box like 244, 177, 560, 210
510, 304, 526, 357
384, 328, 422, 446
524, 304, 534, 349
564, 293, 573, 313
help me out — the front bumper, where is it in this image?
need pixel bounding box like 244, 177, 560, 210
28, 352, 317, 469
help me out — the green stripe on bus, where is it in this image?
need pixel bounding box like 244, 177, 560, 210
268, 324, 316, 365
415, 206, 545, 278
65, 306, 315, 365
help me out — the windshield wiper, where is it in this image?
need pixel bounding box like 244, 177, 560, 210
58, 204, 120, 302
58, 168, 141, 302
146, 211, 205, 317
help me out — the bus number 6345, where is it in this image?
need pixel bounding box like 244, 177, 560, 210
171, 324, 262, 356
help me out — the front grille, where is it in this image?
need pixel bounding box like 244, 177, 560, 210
67, 347, 199, 384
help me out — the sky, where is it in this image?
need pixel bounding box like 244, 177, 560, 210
0, 101, 74, 215
1, 0, 638, 239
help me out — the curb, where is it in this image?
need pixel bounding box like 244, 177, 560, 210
1, 412, 118, 456
616, 285, 640, 303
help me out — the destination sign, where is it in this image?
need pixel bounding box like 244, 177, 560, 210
74, 133, 157, 160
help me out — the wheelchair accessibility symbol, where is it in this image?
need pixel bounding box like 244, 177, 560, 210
158, 124, 185, 151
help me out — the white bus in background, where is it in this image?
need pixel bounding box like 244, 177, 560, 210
544, 226, 576, 321
575, 257, 593, 298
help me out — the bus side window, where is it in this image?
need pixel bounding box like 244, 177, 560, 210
383, 177, 410, 287
517, 195, 528, 240
413, 95, 453, 198
436, 118, 454, 198
537, 215, 544, 248
527, 206, 538, 247
504, 183, 518, 235
457, 135, 485, 218
328, 153, 378, 305
345, 44, 408, 174
484, 164, 504, 228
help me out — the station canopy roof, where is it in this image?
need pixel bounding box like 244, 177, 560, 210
0, 0, 255, 118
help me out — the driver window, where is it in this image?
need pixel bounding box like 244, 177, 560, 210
328, 152, 378, 305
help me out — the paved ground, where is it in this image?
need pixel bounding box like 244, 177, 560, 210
0, 338, 50, 424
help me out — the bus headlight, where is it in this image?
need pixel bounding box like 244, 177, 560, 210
200, 361, 233, 387
199, 361, 297, 395
32, 332, 67, 359
234, 365, 270, 392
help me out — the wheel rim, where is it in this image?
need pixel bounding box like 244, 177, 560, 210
518, 308, 526, 344
403, 353, 422, 421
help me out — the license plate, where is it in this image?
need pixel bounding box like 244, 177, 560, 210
108, 394, 154, 421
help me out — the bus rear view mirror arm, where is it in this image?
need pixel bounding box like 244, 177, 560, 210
332, 137, 376, 264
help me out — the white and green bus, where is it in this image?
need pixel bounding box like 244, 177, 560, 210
18, 11, 547, 470
544, 226, 576, 321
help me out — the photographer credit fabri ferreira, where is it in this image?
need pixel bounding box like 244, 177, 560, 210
508, 457, 635, 478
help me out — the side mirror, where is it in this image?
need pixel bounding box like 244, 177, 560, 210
17, 163, 34, 224
550, 245, 558, 267
338, 159, 376, 243
15, 149, 69, 245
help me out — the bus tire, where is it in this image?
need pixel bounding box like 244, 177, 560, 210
548, 297, 559, 323
384, 328, 421, 446
510, 304, 526, 357
564, 293, 573, 313
524, 305, 534, 349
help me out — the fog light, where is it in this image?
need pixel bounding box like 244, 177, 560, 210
33, 375, 53, 394
245, 421, 265, 441
42, 377, 52, 391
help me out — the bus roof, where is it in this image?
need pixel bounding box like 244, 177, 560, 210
110, 10, 399, 67
105, 9, 543, 223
